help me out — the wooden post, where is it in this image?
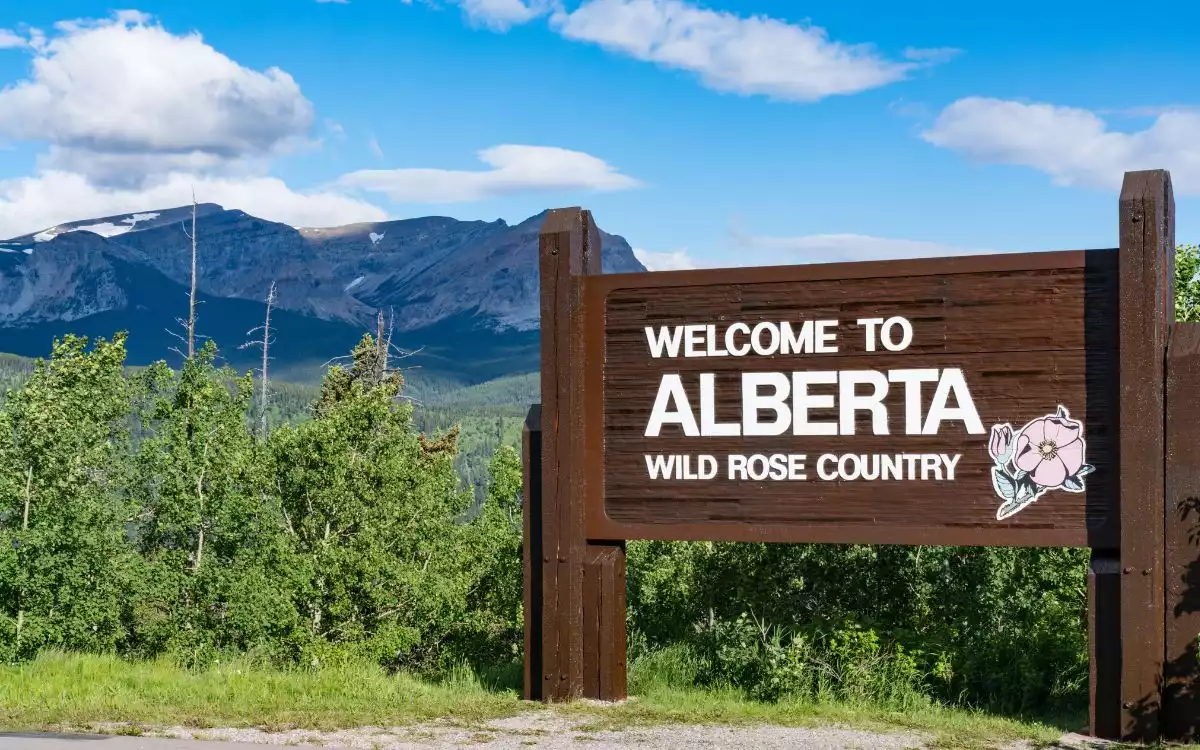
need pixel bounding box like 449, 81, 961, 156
1164, 322, 1200, 741
1089, 552, 1122, 739
1112, 169, 1174, 741
522, 404, 543, 700
525, 207, 627, 701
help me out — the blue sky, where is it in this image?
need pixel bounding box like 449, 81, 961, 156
0, 1, 1196, 269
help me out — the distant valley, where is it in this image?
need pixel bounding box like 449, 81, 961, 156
0, 204, 646, 384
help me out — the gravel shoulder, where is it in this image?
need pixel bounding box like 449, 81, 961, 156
0, 711, 1120, 750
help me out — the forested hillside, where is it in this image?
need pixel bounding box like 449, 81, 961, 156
0, 354, 536, 504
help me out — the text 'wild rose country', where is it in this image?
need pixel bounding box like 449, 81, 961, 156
639, 317, 984, 483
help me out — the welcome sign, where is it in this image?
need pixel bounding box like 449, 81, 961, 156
527, 173, 1192, 745
578, 249, 1119, 548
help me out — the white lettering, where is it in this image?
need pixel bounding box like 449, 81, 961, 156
645, 374, 699, 437
645, 326, 683, 358
858, 317, 884, 351
742, 372, 791, 436
838, 370, 890, 435
923, 368, 985, 435
699, 373, 740, 436
881, 317, 913, 352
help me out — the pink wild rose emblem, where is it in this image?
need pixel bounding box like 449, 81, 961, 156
987, 405, 1094, 520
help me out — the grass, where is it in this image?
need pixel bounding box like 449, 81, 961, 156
0, 651, 522, 732
0, 652, 1111, 750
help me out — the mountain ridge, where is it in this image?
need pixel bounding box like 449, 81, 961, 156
0, 204, 646, 383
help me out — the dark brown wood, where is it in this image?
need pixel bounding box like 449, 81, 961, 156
580, 544, 628, 700
523, 170, 1180, 734
1164, 322, 1200, 741
522, 405, 543, 700
583, 546, 602, 698
581, 249, 1120, 548
1090, 552, 1122, 739
1116, 169, 1174, 742
535, 208, 626, 701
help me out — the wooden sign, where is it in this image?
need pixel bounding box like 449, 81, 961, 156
583, 251, 1118, 548
523, 170, 1200, 744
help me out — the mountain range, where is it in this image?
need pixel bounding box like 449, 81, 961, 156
0, 204, 646, 384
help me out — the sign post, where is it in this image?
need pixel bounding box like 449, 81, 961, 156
522, 170, 1196, 741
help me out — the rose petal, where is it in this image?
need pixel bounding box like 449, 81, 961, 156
1049, 418, 1082, 448
1022, 418, 1047, 445
1057, 440, 1085, 476
1031, 455, 1068, 487
1042, 418, 1061, 443
1014, 435, 1042, 472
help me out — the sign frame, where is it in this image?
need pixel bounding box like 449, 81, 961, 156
522, 169, 1199, 744
579, 247, 1119, 549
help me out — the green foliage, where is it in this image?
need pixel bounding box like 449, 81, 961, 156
0, 334, 140, 661
0, 241, 1196, 720
1177, 244, 1200, 322
627, 542, 1087, 715
130, 341, 299, 665
270, 335, 486, 670
0, 331, 521, 678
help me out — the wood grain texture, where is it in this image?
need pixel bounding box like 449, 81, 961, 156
1164, 322, 1200, 741
535, 208, 627, 702
539, 208, 591, 700
584, 249, 1120, 548
522, 405, 542, 701
1090, 552, 1122, 739
1117, 169, 1173, 742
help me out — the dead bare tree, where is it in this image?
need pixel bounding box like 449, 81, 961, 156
240, 282, 277, 440
168, 190, 205, 360
319, 307, 425, 404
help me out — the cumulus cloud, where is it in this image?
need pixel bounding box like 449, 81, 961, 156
0, 11, 315, 186
633, 247, 700, 271
922, 97, 1200, 195
338, 144, 641, 202
0, 170, 387, 238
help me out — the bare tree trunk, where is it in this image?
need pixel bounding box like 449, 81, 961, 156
260, 283, 276, 441
21, 463, 31, 529
187, 193, 198, 359
193, 443, 210, 572
15, 464, 32, 650
375, 310, 386, 385
383, 307, 394, 375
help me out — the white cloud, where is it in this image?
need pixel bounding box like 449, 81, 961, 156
417, 0, 954, 100
548, 0, 955, 101
368, 135, 384, 158
0, 170, 387, 238
338, 144, 641, 202
460, 0, 556, 30
729, 230, 994, 265
0, 29, 27, 48
633, 247, 700, 271
922, 97, 1200, 195
0, 11, 315, 186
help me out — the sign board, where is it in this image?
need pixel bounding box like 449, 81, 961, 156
523, 170, 1199, 745
581, 251, 1118, 548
